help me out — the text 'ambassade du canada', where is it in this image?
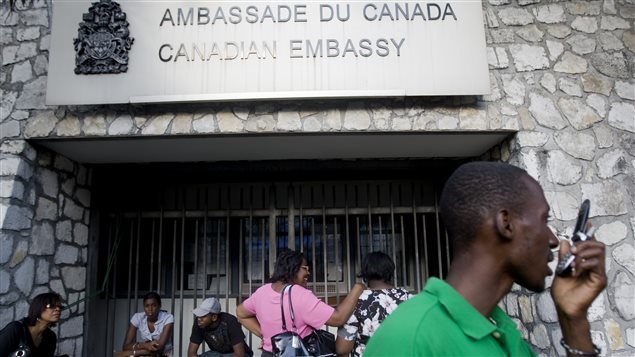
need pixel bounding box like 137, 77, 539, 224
157, 2, 458, 62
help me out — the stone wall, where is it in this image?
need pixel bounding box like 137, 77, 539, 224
1, 140, 91, 356
1, 4, 91, 349
481, 1, 634, 355
1, 0, 634, 356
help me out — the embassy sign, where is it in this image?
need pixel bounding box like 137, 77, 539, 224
47, 0, 489, 105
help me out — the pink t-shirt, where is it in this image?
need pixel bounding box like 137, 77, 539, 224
242, 283, 335, 352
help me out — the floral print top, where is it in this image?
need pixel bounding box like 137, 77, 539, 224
337, 287, 413, 356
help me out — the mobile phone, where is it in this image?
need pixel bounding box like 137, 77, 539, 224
555, 199, 591, 276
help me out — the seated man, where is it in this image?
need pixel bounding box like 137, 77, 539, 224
188, 297, 253, 357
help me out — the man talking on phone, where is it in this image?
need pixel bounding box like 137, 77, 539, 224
365, 162, 606, 356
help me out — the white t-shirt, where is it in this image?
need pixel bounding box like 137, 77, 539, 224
130, 310, 174, 354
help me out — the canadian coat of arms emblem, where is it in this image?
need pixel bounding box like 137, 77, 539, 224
73, 0, 134, 74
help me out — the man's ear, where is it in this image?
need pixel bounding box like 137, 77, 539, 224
494, 209, 514, 240
211, 314, 219, 322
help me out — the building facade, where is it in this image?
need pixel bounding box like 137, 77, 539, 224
1, 0, 634, 356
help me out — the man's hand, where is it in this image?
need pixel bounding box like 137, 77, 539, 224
551, 237, 607, 319
551, 229, 606, 355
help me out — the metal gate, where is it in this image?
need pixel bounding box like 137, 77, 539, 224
89, 180, 450, 356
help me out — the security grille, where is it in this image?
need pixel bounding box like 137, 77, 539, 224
88, 176, 451, 356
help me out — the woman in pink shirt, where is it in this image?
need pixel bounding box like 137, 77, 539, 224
236, 249, 365, 356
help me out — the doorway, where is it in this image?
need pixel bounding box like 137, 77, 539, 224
86, 160, 458, 356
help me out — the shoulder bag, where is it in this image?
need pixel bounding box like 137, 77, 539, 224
270, 285, 335, 357
9, 321, 31, 357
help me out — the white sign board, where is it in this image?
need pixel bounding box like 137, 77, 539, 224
47, 1, 489, 105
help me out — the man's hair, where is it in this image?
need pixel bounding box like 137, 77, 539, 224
143, 291, 162, 306
27, 292, 62, 326
270, 249, 306, 284
359, 251, 395, 283
440, 162, 532, 254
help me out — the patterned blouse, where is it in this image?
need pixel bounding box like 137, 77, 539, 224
337, 287, 413, 356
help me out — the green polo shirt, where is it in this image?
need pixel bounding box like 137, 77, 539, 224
364, 278, 536, 356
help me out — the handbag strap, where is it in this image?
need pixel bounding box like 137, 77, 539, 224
278, 284, 298, 332
17, 320, 29, 346
287, 285, 298, 331
279, 285, 287, 331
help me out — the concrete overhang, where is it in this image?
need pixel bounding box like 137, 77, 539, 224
32, 132, 515, 164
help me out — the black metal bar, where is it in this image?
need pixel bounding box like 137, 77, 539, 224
334, 216, 340, 305
261, 218, 266, 290
170, 221, 177, 328
389, 184, 397, 284
216, 218, 221, 296
434, 190, 443, 279
227, 185, 232, 317
194, 220, 199, 305
109, 205, 437, 218
344, 184, 352, 291
379, 215, 384, 251
105, 219, 114, 354
322, 184, 328, 303
367, 184, 373, 253
224, 215, 230, 311
149, 220, 156, 292
412, 184, 421, 292
288, 184, 295, 250
157, 208, 163, 294
238, 219, 243, 301
202, 188, 209, 305
311, 218, 316, 291
179, 208, 186, 352
399, 215, 406, 287
248, 211, 253, 296
423, 214, 430, 282
268, 184, 276, 276
355, 217, 361, 276
202, 211, 208, 303
299, 185, 304, 253
126, 222, 134, 323
134, 211, 141, 314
